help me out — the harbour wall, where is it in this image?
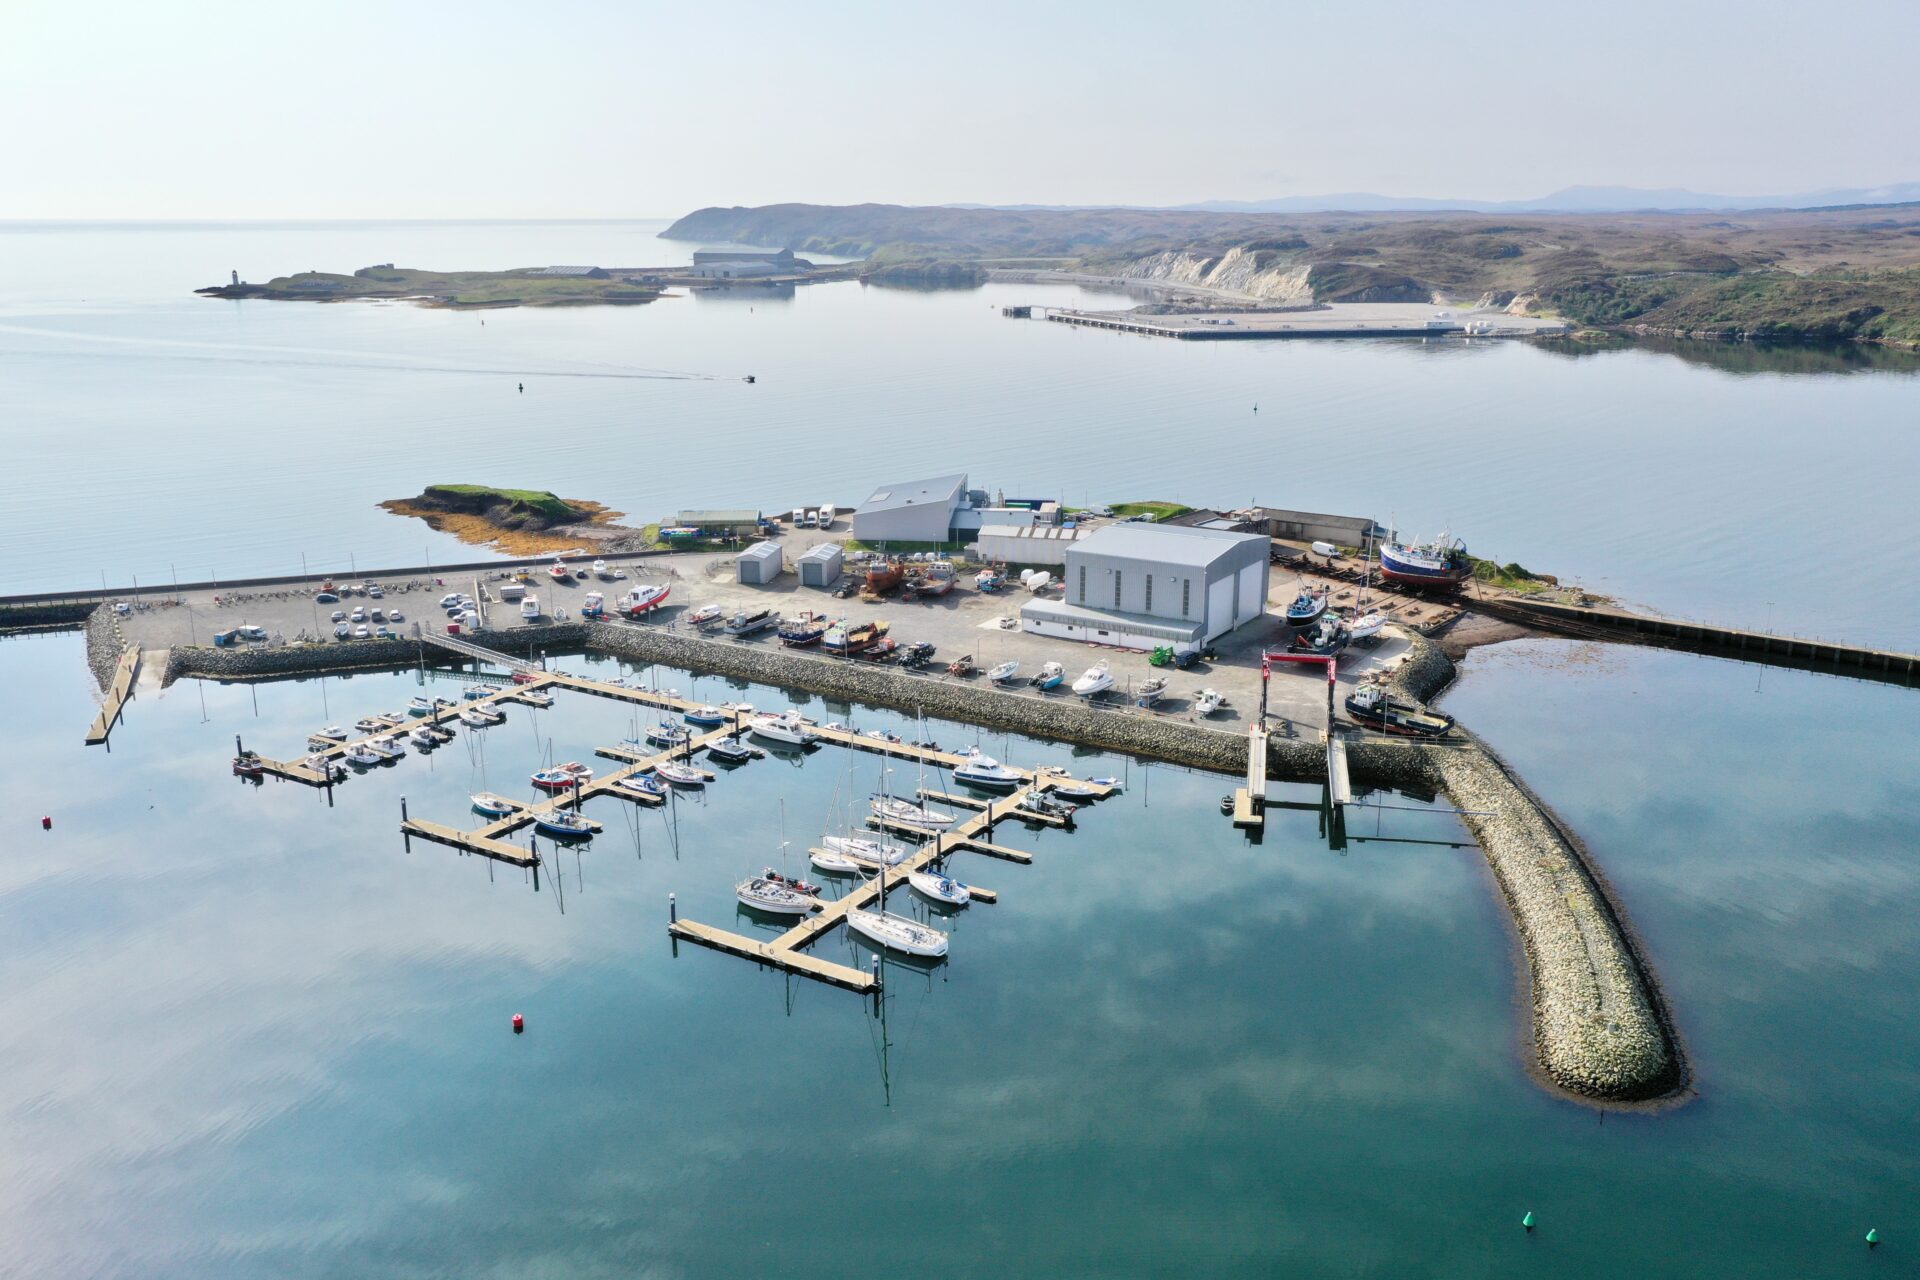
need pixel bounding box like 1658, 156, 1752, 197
159, 619, 1683, 1102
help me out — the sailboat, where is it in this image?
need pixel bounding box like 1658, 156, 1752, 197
848, 863, 949, 957
534, 809, 596, 839
470, 792, 523, 818
737, 801, 817, 915
986, 659, 1020, 683
907, 868, 972, 908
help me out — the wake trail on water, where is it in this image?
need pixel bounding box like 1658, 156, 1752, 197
0, 322, 719, 381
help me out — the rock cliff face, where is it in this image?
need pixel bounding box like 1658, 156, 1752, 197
1101, 248, 1429, 303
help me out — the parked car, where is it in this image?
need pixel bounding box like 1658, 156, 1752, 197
367, 584, 384, 598
334, 623, 351, 639
370, 608, 386, 623
353, 625, 371, 640
315, 591, 340, 604
388, 610, 405, 623
330, 609, 346, 622
350, 607, 367, 622
439, 593, 463, 609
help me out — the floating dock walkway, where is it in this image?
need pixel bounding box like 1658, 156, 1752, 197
84, 645, 141, 745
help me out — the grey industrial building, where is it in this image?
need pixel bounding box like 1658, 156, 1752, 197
972, 523, 1084, 567
1020, 523, 1270, 652
675, 508, 764, 537
852, 473, 1062, 545
796, 542, 843, 588
736, 541, 784, 584
1243, 507, 1381, 548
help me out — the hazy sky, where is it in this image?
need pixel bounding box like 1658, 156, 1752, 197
7, 0, 1918, 219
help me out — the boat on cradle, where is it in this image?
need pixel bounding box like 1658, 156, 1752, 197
870, 794, 956, 830
592, 558, 611, 578
460, 706, 503, 728
535, 810, 596, 840
1018, 790, 1077, 821
1193, 688, 1226, 717
1346, 611, 1387, 642
622, 583, 671, 615
644, 720, 691, 748
1030, 661, 1065, 691
1344, 684, 1456, 737
736, 875, 816, 915
1285, 589, 1329, 628
908, 870, 972, 908
1379, 531, 1474, 588
905, 561, 956, 598
520, 596, 541, 620
531, 762, 593, 791
823, 619, 888, 655
548, 558, 572, 582
722, 608, 779, 637
312, 725, 349, 742
612, 773, 667, 800
345, 744, 384, 767
685, 603, 724, 627
1290, 615, 1350, 656
518, 689, 555, 708
986, 659, 1020, 684
946, 654, 976, 676
1071, 661, 1114, 697
864, 559, 904, 594
760, 867, 823, 896
406, 696, 435, 716
751, 711, 816, 746
684, 704, 730, 726
706, 735, 756, 764
652, 761, 706, 789
1136, 676, 1169, 707
231, 752, 265, 777
816, 834, 911, 870
366, 735, 407, 759
953, 746, 1022, 790
470, 792, 524, 818
778, 611, 833, 647
581, 591, 605, 618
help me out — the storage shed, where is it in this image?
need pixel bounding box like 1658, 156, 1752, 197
737, 541, 784, 585
797, 542, 844, 588
1020, 522, 1269, 650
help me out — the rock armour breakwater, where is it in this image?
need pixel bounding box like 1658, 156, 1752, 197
85, 604, 126, 690
158, 621, 1682, 1102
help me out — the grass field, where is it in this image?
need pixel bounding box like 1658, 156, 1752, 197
1109, 501, 1194, 522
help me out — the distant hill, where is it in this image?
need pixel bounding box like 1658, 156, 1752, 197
1175, 182, 1920, 214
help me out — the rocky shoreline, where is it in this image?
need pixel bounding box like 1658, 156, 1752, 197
159, 618, 1682, 1103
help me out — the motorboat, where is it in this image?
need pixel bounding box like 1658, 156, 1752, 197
460, 706, 502, 728
652, 761, 706, 789
706, 736, 755, 764
423, 724, 456, 744
645, 720, 691, 748
1018, 790, 1077, 821
535, 810, 596, 840
312, 725, 348, 742
870, 794, 956, 830
470, 792, 523, 818
520, 596, 541, 620
548, 559, 571, 582
409, 727, 439, 749
406, 696, 435, 716
1290, 615, 1349, 656
518, 689, 555, 708
345, 744, 384, 767
354, 714, 401, 733
1346, 611, 1388, 642
847, 905, 948, 957
304, 755, 348, 783
1030, 661, 1065, 690
1344, 684, 1456, 737
986, 659, 1020, 684
908, 870, 972, 908
953, 746, 1022, 790
592, 558, 611, 578
684, 705, 730, 726
612, 773, 667, 801
1285, 589, 1329, 628
433, 697, 458, 710
778, 611, 833, 647
366, 735, 406, 759
685, 603, 724, 627
623, 583, 671, 615
232, 753, 266, 778
1038, 765, 1119, 801
722, 608, 778, 636
531, 762, 593, 791
751, 711, 815, 746
1071, 661, 1114, 697
581, 591, 605, 618
1379, 531, 1474, 589
760, 867, 823, 897
736, 875, 816, 916
461, 686, 489, 700
1136, 676, 1169, 707
818, 834, 910, 868
1193, 688, 1226, 717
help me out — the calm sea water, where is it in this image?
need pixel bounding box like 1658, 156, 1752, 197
3, 222, 1919, 1277
3, 221, 1918, 648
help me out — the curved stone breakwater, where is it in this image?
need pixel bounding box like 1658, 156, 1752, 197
159, 619, 1684, 1102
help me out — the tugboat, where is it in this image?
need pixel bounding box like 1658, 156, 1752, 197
778, 611, 832, 647
1378, 531, 1474, 589
864, 559, 904, 595
1344, 684, 1456, 737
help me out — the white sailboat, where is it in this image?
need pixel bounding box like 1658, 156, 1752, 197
986, 659, 1019, 683
848, 862, 949, 957
738, 802, 816, 915
908, 869, 972, 907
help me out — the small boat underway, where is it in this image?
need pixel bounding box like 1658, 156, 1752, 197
1071, 661, 1114, 697
1193, 688, 1226, 717
1344, 684, 1456, 737
953, 746, 1022, 790
986, 659, 1020, 684
736, 876, 816, 915
470, 792, 523, 817
1030, 661, 1065, 690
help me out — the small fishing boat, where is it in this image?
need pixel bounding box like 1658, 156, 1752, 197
531, 762, 593, 791
623, 583, 671, 615
535, 810, 596, 840
592, 558, 610, 578
908, 870, 972, 908
685, 603, 724, 627
580, 591, 605, 618
684, 704, 729, 726
706, 735, 755, 764
870, 795, 956, 830
470, 792, 523, 818
946, 654, 976, 676
953, 746, 1022, 790
366, 735, 406, 759
819, 834, 910, 867
1344, 685, 1456, 737
986, 659, 1020, 684
823, 619, 888, 655
409, 727, 438, 749
461, 687, 489, 701
1193, 688, 1226, 717
312, 725, 348, 742
760, 867, 823, 897
1136, 676, 1169, 706
1290, 615, 1349, 656
304, 755, 348, 782
612, 773, 667, 800
1030, 661, 1065, 690
1018, 790, 1077, 821
354, 714, 402, 733
847, 902, 948, 957
1071, 661, 1114, 697
1346, 611, 1388, 642
751, 711, 816, 746
644, 720, 691, 748
736, 876, 816, 916
778, 611, 833, 647
722, 608, 778, 636
548, 558, 571, 582
1379, 531, 1473, 588
1285, 589, 1329, 628
406, 696, 435, 716
345, 744, 384, 767
231, 753, 265, 777
518, 689, 555, 708
520, 596, 541, 620
459, 706, 500, 728
652, 761, 706, 789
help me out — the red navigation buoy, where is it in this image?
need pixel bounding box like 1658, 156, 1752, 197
41, 816, 52, 830
511, 1013, 525, 1034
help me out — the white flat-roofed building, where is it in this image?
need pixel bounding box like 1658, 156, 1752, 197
1020, 522, 1269, 651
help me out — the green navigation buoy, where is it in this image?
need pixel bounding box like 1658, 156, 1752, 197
1522, 1211, 1536, 1232
1867, 1228, 1880, 1248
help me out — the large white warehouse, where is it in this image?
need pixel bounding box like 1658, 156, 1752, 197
1020, 522, 1270, 652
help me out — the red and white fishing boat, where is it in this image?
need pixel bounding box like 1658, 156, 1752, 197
530, 761, 594, 791
623, 583, 671, 615
548, 558, 572, 582
685, 603, 724, 627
